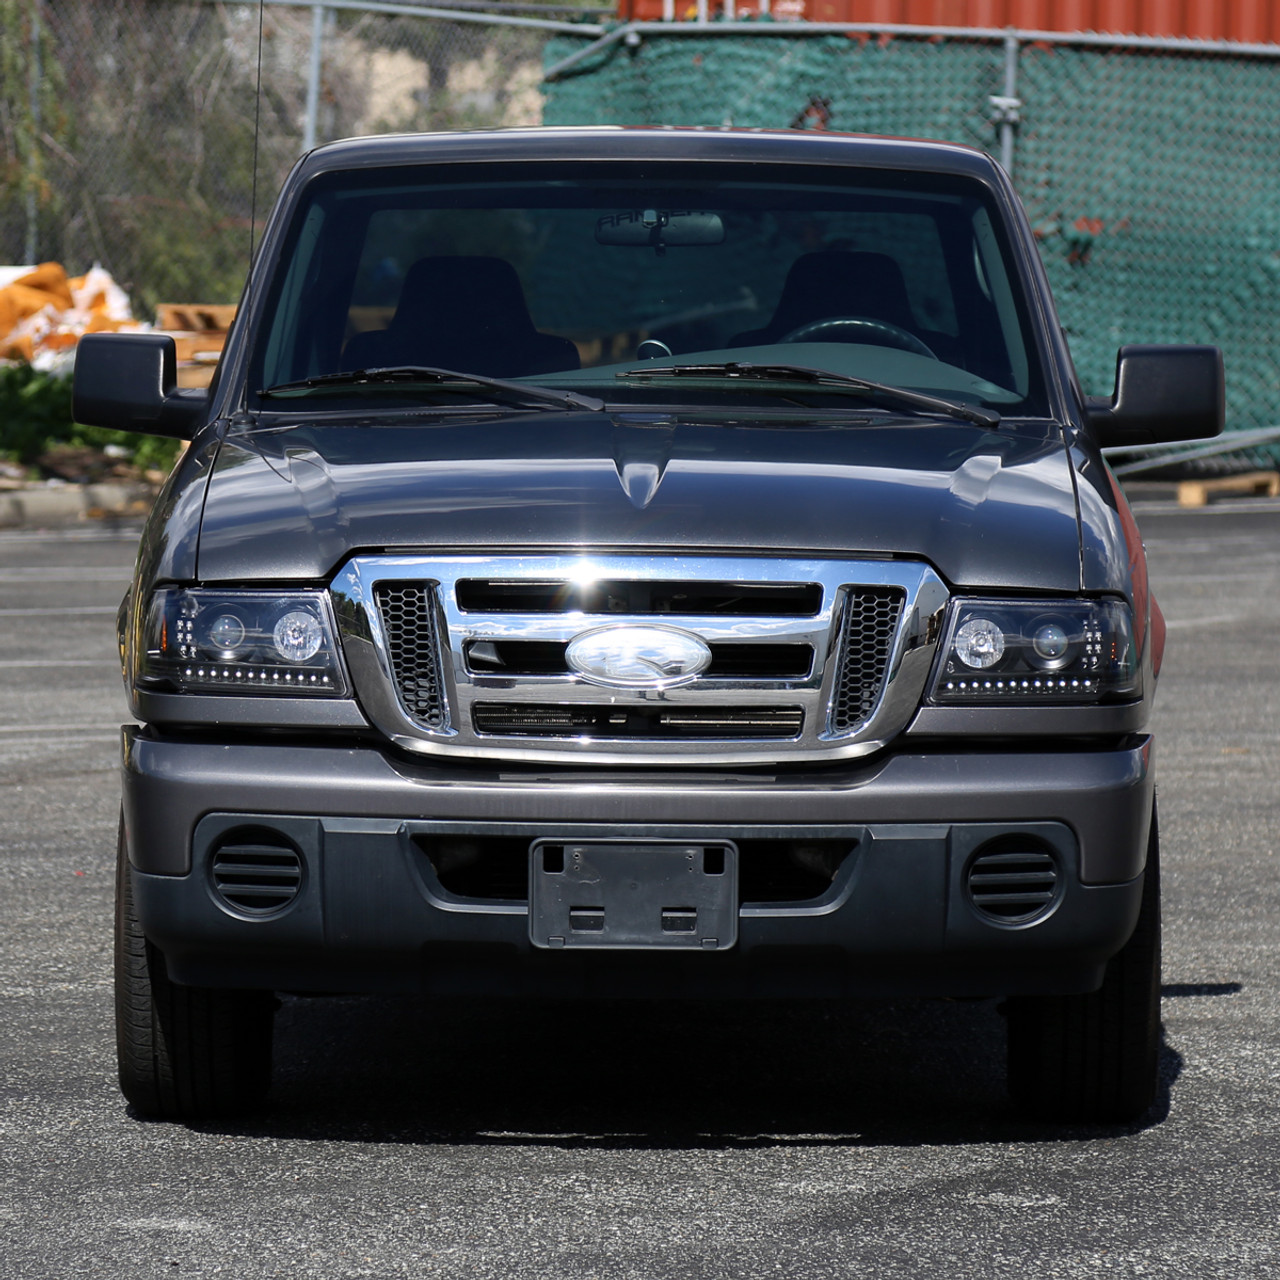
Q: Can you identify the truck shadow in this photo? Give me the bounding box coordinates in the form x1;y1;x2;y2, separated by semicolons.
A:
199;990;1187;1147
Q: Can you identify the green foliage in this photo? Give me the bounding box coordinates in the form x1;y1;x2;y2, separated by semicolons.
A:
0;363;73;463
0;0;71;262
0;363;181;472
114;204;251;323
2;1;276;315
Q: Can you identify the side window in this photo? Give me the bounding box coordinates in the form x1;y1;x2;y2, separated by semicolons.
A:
260;202;328;388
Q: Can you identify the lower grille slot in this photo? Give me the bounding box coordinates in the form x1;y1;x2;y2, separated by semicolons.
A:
738;839;855;902
416;835;528;900
472;703;804;739
412;834;856;904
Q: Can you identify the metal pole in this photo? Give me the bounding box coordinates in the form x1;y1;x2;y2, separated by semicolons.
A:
1001;32;1019;179
304;2;324;153
24;0;43;264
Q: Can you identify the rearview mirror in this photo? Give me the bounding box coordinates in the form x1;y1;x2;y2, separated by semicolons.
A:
1088;345;1224;448
595;209;725;250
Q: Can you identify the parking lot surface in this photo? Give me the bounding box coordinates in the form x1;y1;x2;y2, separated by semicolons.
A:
0;500;1277;1278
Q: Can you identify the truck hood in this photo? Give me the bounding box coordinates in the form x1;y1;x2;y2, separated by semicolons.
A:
194;411;1085;590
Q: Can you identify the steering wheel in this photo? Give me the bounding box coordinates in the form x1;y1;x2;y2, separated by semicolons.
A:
780;316;938;359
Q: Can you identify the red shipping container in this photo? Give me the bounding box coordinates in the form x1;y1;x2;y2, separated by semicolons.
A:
617;0;1280;40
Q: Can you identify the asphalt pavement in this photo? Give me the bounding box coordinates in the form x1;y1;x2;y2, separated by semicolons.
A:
0;496;1277;1278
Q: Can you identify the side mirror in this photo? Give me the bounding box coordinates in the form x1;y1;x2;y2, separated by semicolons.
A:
1088;345;1224;448
72;333;208;440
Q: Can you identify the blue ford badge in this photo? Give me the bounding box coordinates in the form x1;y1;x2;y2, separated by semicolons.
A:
566;624;712;689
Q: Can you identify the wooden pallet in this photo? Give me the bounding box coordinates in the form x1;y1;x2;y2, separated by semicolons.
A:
154;303;237;333
1177;470;1280;507
154;303;237;389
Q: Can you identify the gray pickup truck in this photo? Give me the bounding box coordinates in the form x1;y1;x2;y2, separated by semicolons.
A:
75;127;1223;1124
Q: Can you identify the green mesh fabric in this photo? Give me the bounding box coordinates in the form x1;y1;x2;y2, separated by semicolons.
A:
1016;43;1280;452
545;33;1002;142
545;31;1280;453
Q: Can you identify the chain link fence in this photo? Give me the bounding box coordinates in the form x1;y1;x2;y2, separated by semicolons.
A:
0;0;596;317
3;4;1278;450
1013;40;1280;445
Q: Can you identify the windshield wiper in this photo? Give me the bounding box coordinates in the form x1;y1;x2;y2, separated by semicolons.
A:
261;365;605;413
619;361;1001;429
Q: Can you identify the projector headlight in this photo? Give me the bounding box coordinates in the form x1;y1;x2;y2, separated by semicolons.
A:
928;598;1138;704
138;588;347;696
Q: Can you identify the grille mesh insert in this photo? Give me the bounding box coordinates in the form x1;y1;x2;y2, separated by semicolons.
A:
829;587;905;734
376;582;446;729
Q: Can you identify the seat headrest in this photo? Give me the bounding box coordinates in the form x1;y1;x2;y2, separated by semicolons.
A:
391;256;535;334
768;250;915;333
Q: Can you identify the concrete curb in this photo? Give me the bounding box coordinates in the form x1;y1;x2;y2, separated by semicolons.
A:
0;481;156;530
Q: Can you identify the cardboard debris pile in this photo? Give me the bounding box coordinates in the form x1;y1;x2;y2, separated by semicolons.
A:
1;263;235;387
0;262;143;372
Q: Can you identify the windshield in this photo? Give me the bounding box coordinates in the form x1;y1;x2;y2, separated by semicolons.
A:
253;160;1048;416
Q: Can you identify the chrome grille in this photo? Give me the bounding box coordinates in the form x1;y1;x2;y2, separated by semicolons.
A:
333;554;948;765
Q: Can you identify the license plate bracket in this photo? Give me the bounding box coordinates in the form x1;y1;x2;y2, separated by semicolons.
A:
529;840;738;951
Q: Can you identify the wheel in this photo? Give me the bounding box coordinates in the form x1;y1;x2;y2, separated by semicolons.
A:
1005;805;1162;1124
780;315;938;358
115;818;275;1120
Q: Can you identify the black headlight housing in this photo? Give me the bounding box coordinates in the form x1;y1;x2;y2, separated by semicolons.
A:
137;588;347;696
927;598;1138;705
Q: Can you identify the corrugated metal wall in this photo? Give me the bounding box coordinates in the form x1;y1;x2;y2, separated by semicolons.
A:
843;1;1280;41
621;1;1280;43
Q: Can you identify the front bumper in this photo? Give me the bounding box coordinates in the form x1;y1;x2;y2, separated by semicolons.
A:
122;728;1153;999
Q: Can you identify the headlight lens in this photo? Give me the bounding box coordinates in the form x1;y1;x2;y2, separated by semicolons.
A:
929;599;1138;704
272;610;324;664
953;616;1005;669
139;589;347;696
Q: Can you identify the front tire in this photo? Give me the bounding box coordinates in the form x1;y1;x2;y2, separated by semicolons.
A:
115;819;275;1120
1006;805;1162;1124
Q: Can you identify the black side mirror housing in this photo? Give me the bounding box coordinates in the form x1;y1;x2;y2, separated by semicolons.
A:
1087;344;1225;449
72;333;209;440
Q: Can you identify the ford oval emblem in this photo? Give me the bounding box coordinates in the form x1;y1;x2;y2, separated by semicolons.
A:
566;624;712;690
